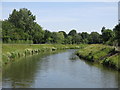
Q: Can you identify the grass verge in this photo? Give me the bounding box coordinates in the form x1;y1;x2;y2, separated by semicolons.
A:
2;44;87;65
76;44;120;70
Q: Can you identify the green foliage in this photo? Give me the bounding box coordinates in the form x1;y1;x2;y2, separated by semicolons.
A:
101;29;114;43
51;32;65;44
67;30;84;44
44;30;52;43
89;32;101;44
8;8;36;31
113;24;120;46
100;26;118;46
81;32;89;40
2;8;42;44
64;36;72;44
68;29;77;36
72;34;82;44
102;54;120;70
59;31;67;38
76;44;120;70
2;8;119;46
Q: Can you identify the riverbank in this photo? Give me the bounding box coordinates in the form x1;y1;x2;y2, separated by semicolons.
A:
76;44;120;71
2;44;87;65
3;49;119;88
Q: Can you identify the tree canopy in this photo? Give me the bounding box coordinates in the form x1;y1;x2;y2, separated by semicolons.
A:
2;8;119;46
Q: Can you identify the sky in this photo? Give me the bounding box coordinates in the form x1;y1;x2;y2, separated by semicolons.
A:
1;2;118;34
1;0;120;2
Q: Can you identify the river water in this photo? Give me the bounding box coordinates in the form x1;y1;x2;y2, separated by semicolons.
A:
2;49;120;88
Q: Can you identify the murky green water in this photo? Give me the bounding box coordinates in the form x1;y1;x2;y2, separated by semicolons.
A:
2;49;119;88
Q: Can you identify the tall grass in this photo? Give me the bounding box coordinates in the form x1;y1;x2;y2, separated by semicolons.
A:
76;44;120;70
102;53;120;70
2;44;87;65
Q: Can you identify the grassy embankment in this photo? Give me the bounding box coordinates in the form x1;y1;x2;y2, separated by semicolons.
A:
2;44;87;65
76;44;120;70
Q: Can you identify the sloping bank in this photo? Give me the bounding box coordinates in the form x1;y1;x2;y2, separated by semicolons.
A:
2;44;87;65
76;44;120;71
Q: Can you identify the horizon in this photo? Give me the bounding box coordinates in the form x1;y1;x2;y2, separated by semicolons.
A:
2;2;118;34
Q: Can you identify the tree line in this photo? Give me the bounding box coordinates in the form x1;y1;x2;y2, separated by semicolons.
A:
1;8;120;46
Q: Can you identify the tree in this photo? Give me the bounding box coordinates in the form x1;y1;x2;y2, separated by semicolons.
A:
57;32;65;44
101;26;106;33
33;31;44;44
2;8;44;44
101;29;114;43
2;20;15;43
72;34;82;44
81;32;90;43
59;31;67;38
113;24;120;46
65;36;72;44
32;23;44;44
51;32;64;44
8;8;38;41
68;29;77;36
89;32;101;44
8;8;36;33
3;8;118;45
44;30;52;43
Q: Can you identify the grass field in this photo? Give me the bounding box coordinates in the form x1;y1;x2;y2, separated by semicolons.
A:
76;44;120;70
2;44;87;65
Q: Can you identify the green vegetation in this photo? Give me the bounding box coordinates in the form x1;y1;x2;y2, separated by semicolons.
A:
102;53;120;70
2;44;87;65
76;44;120;70
1;8;120;70
1;8;120;46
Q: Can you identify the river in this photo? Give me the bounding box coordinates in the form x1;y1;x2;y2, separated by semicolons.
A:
2;49;120;88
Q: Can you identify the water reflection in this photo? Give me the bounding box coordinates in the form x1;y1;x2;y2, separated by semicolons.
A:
3;50;65;88
2;49;120;88
69;53;79;61
3;55;41;88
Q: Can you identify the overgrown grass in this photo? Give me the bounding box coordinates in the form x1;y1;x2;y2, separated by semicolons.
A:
2;44;87;65
76;44;120;70
102;53;120;70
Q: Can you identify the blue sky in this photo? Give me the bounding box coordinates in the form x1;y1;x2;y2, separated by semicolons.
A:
2;2;118;33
